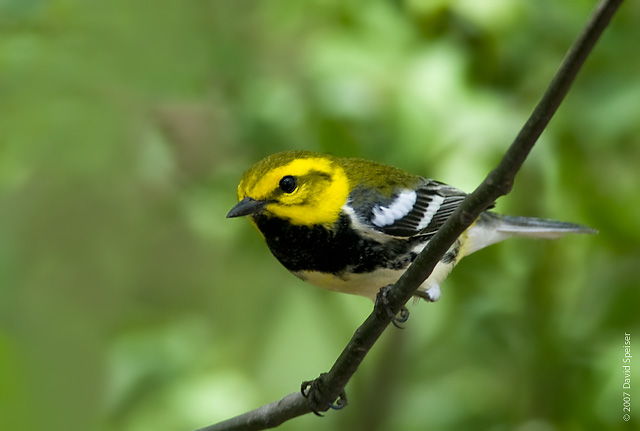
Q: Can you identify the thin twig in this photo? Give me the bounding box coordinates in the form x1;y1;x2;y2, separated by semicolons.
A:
197;1;623;429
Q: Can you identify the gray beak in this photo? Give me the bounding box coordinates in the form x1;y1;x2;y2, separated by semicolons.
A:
226;197;267;218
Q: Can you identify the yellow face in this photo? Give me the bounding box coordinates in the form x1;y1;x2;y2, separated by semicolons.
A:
237;156;350;226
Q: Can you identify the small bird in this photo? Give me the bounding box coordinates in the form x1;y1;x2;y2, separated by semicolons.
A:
227;151;595;302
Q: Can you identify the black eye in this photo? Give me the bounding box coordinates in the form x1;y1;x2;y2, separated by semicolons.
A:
279;175;297;193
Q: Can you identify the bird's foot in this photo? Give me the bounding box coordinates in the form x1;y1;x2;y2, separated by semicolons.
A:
375;284;410;329
301;373;348;416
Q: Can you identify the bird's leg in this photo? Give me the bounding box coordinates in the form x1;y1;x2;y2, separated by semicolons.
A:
375;284;410;329
301;373;348;416
413;284;441;302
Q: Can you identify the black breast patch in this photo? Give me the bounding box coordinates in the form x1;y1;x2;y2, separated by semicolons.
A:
252;213;425;276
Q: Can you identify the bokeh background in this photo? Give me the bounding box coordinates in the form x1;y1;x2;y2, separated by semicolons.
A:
1;1;639;430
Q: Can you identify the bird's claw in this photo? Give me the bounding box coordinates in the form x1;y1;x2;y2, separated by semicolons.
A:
375;284;410;329
301;373;348;416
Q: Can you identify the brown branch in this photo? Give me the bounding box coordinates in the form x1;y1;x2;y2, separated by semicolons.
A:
196;1;623;430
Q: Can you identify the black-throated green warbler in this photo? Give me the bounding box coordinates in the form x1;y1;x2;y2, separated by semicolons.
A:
227;151;595;302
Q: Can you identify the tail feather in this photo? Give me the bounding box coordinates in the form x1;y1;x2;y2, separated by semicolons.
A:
463;212;597;256
490;213;598;239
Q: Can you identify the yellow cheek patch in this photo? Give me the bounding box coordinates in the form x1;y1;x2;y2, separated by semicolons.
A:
240;157;350;226
243;158;330;199
268;169;349;225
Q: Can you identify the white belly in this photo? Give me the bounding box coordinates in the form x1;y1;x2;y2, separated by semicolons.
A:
294;259;454;302
294;268;404;300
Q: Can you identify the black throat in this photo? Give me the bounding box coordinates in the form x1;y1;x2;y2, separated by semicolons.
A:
251;213;425;276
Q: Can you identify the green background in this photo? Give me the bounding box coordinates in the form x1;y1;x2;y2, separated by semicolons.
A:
1;1;639;430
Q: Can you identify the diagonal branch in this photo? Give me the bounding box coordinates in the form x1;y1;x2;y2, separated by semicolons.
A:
197;1;623;430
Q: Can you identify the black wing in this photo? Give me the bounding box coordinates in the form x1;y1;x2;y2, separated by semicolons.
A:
370;180;471;238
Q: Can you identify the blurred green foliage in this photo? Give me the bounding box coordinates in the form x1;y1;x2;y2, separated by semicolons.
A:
1;1;639;430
